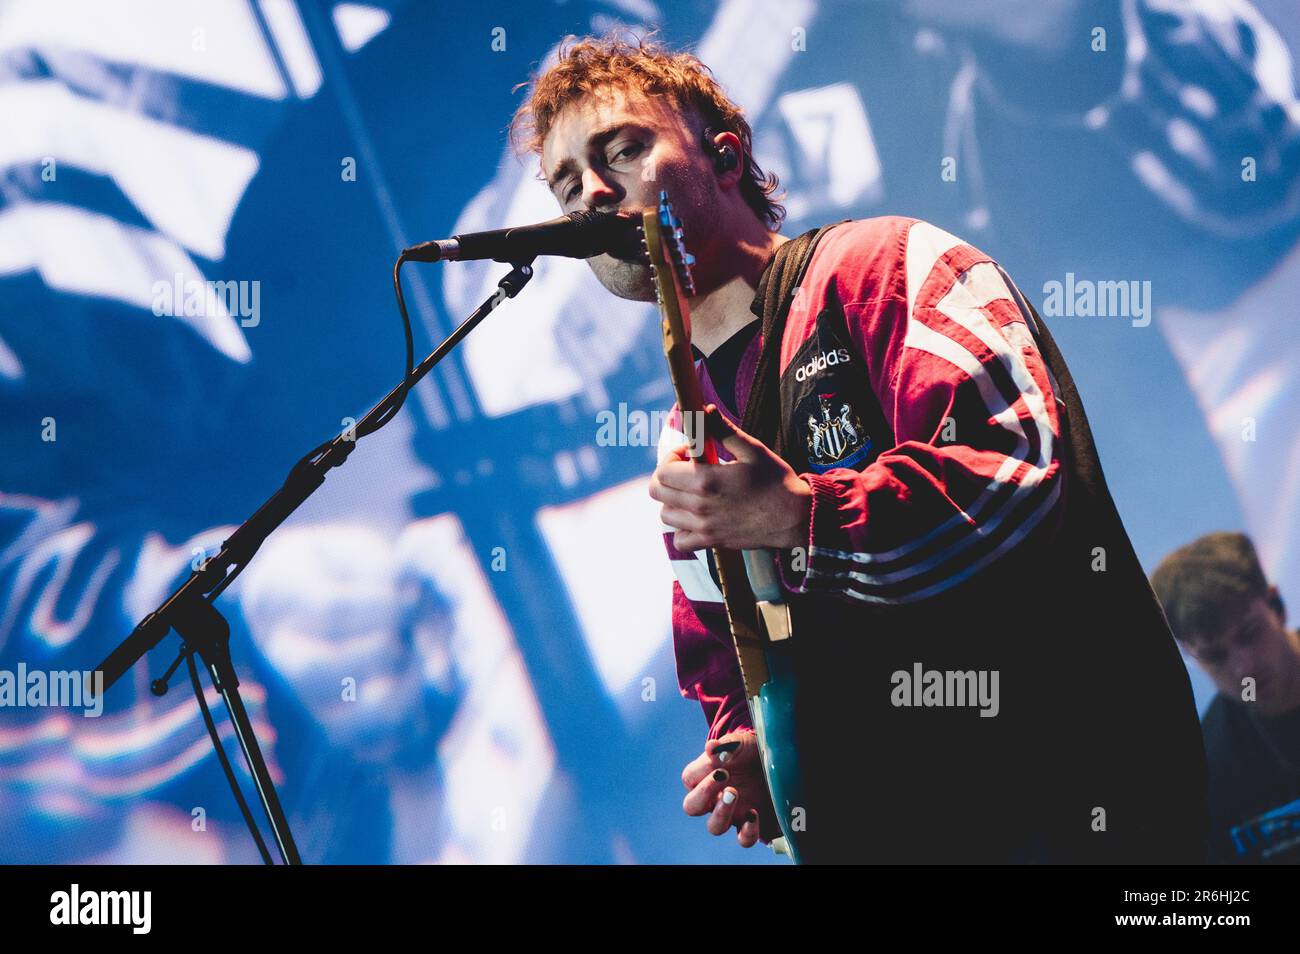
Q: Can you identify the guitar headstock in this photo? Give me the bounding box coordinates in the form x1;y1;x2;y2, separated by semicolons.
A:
640;191;697;303
642;190;712;460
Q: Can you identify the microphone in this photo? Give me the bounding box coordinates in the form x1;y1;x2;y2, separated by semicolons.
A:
402;209;643;263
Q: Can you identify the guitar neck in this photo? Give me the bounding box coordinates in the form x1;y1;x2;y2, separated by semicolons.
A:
642;201;770;697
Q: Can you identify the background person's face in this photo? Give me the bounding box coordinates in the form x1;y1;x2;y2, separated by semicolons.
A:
541;88;722;301
1183;595;1300;715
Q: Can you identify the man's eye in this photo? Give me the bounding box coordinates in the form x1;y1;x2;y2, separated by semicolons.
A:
612;143;643;161
565;183;581;200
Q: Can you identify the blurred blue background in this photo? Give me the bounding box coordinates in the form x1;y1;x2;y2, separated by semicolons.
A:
1;0;1298;863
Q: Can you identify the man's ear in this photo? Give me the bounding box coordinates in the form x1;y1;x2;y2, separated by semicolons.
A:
700;124;743;183
1267;584;1286;625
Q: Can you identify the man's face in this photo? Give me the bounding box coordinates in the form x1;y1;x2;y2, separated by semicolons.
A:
540;87;721;301
1181;595;1300;715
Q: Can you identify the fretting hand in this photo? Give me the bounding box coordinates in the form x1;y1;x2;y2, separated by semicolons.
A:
650;404;812;553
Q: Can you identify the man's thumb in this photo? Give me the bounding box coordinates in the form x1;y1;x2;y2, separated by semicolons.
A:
709;729;761;768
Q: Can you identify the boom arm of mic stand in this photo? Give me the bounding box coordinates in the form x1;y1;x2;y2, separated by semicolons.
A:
90;257;536;695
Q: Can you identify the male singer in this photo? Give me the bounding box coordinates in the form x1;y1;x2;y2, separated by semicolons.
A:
510;32;1207;862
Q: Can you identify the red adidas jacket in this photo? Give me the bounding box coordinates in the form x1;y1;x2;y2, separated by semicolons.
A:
657;215;1065;741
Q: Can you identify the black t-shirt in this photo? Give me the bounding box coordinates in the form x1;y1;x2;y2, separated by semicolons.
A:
1202;694;1300;863
692;319;760;418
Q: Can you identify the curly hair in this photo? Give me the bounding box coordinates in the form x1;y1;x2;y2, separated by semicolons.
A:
508;30;786;230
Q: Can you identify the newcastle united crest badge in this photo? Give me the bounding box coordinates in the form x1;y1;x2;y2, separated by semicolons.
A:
800;391;872;473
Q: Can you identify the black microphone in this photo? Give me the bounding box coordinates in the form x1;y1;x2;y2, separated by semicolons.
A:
402;209;643;263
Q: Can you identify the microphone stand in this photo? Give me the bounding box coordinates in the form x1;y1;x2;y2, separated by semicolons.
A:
91;258;537;864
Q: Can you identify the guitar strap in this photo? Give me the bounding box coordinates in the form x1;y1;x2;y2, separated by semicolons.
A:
741;222;848;454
